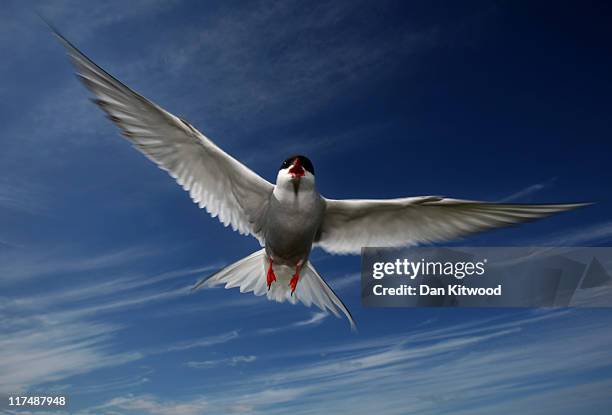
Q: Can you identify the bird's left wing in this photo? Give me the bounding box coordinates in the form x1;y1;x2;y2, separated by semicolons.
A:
54;30;273;241
317;196;587;254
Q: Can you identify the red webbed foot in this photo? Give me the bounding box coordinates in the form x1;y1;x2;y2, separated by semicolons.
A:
266;258;277;290
289;265;300;295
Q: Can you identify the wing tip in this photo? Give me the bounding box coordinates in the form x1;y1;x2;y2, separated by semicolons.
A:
508;201;593;209
191;268;222;292
190;279;207;292
37;13;75;51
349;318;358;333
558;201;594;209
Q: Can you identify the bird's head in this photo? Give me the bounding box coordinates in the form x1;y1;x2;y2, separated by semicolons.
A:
276;155;315;193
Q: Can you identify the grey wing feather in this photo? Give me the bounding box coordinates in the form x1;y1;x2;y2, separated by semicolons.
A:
317;196;589;254
53;30;273;241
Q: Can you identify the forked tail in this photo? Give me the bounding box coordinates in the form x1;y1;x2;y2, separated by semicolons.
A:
192;249;356;330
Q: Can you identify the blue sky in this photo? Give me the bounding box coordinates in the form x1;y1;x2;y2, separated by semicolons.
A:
1;1;612;414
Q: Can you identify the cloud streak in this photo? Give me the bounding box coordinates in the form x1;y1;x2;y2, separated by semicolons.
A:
499;177;557;202
0;240;229;393
185;355;256;369
0;311;141;393
257;312;329;334
528;220;612;246
81;310;612;415
100;393;209;415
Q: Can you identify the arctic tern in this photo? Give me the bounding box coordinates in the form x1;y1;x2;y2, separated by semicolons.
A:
53;30;586;330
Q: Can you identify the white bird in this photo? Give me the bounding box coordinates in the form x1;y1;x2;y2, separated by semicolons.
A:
53;29;587;330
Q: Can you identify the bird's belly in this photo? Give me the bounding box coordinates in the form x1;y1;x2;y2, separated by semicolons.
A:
264;209;319;265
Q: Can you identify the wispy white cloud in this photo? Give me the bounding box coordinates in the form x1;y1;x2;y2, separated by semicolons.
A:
231;386;312;408
83;310;612;415
0;312;141;393
163;331;240;353
329;272;360;291
257;312;328;334
294;312;328;327
22;265;214;309
150;295;266;318
3;0;439;173
446;377;612;415
499;177;557;202
0;0;178;55
0;245;160;285
235;311;611;415
67;370;152;395
35;0;180;39
529;220;612;246
0;240;226;393
0;180;47;216
0;281;238;393
0;1;184;161
185;355;256;369
99;393;209;415
98;387;311;415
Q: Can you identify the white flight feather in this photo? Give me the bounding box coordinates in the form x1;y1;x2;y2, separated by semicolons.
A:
54;31;273;242
318;197;588;254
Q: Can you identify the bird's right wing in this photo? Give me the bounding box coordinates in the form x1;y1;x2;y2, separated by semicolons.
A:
53;30;273;241
317;196;588;254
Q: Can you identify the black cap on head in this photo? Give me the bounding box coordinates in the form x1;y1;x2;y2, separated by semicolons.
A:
280;155;315;175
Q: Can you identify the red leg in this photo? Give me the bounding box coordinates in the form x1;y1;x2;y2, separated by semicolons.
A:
289;264;301;295
266;257;276;290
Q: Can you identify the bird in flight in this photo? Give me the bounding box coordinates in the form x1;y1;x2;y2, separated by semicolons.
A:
53;29;586;330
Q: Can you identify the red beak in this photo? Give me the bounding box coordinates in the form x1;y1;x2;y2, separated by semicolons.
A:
289;158;305;177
